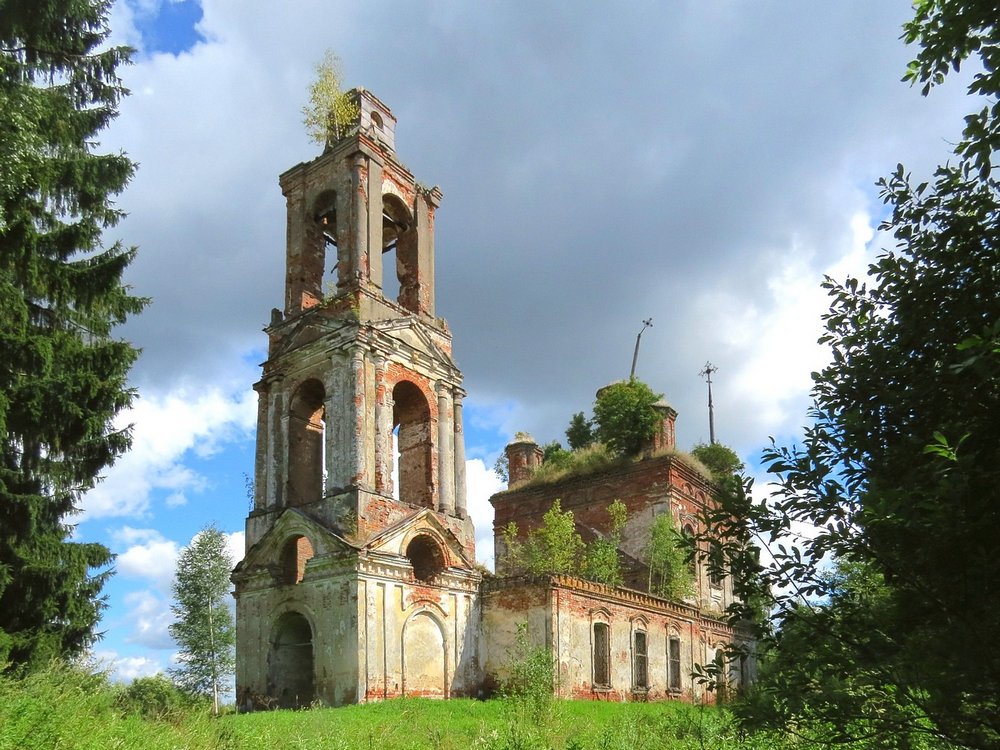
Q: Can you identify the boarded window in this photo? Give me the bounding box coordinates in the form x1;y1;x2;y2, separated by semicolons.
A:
593;622;610;687
634;631;648;690
668;636;682;691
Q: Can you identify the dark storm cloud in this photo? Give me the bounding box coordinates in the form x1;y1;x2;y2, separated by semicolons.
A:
107;0;973;461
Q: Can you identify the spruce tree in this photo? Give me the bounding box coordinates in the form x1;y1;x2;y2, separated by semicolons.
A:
169;525;236;714
0;1;143;670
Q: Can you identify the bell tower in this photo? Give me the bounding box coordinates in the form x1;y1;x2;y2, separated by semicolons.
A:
246;87;471;554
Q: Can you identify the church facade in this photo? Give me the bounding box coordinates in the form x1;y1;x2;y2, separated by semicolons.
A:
232;91;751;708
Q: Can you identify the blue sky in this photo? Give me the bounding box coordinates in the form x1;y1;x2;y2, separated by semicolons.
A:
77;0;976;682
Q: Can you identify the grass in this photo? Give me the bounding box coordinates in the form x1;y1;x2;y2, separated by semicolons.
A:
0;664;791;750
519;444;713;489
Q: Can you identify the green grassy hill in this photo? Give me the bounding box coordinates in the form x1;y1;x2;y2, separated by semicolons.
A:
0;665;784;750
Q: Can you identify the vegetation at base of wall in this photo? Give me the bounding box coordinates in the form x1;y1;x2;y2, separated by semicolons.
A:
0;661;801;750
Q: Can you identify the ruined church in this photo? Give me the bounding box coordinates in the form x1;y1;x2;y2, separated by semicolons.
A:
232;90;752;708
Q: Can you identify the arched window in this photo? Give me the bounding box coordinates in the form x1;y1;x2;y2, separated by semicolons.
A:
382;194;412;305
633;629;648;690
313;190;339;296
405;534;445;582
392;381;433;508
287;379;326;506
281;535;315;585
592;622;610;688
667;632;683;691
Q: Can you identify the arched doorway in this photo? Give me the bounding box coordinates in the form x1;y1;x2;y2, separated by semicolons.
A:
402;611;446;698
268;611;314;708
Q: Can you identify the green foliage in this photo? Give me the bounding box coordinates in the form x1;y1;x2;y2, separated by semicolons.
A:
168;525;235;712
0;0;144;671
116;674;194;721
0;662;227;750
0;661;794;750
498;624;554;726
524;443;617;486
541;440;572;469
592;380;663;458
565;412;595;450
645;513;694;601
493;451;509;483
502;500;584;576
583;500;627;587
301;50;359;146
903;0;1000;178
690;443;743;482
697;4;1000;747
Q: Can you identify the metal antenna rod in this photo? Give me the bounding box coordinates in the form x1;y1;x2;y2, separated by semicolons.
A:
629;318;653;380
699;361;718;444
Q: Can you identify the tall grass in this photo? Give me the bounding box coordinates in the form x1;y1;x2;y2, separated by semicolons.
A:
0;663;790;750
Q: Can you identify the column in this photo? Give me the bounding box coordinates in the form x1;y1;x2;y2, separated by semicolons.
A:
350;346;367;488
373;355;392;495
350;154;367;284
453;388;467;518
436;381;454;515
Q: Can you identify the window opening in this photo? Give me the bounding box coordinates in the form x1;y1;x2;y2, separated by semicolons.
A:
405;534;445;582
281;535;315;585
593;622;610;688
668;635;682;691
381;195;411;304
314;191;339;297
634;631;648;690
287;379;326;506
392;381;432;508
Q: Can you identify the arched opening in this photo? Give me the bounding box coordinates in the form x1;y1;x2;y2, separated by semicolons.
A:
268;612;314;708
287;379;326;507
405;534;445;582
313;190;340;295
392;381;433;508
281;535;315;585
402;612;446;697
382;194;414;308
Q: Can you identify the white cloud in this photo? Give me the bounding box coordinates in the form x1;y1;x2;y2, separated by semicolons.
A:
465;458;504;570
115;528;179;589
83;386;256;520
224;530;246;566
92;649;166;682
123;589;175;650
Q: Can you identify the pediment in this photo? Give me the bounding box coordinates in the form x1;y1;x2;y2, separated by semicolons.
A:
371;318;455;369
235;508;357;575
269;315;355;361
363;508;475;570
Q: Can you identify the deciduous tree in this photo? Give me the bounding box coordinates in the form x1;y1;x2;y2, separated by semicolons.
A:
301;50;359;146
169;525;235;714
592;380;662;458
0;0;143;671
702;3;1000;746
